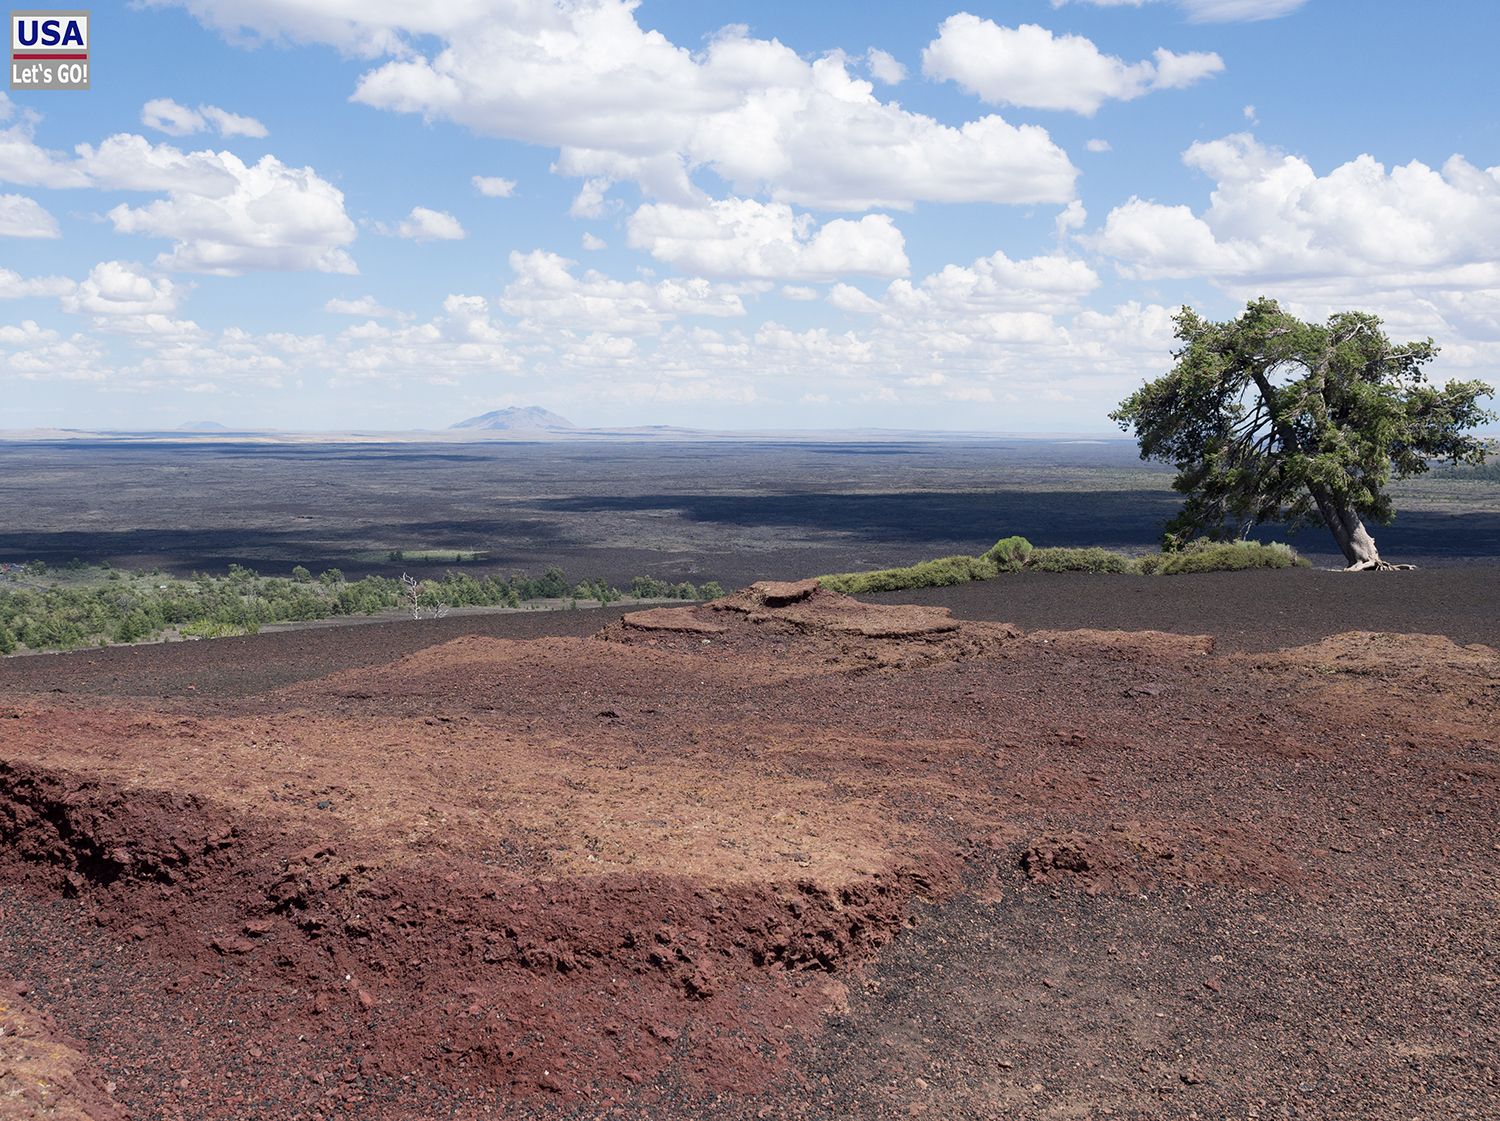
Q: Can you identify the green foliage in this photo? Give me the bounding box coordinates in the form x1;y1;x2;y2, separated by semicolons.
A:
0;560;724;654
1137;539;1306;575
1028;547;1137;574
179;619;257;638
819;554;999;594
1112;298;1495;553
982;535;1034;571
629;575;712;600
816;531;1308;589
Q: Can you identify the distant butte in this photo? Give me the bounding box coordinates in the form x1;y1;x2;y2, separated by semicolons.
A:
449;406;575;432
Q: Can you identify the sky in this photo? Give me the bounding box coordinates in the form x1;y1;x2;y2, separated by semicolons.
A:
1;0;1497;433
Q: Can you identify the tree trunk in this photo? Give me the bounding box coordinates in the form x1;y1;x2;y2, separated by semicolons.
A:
1306;484;1410;570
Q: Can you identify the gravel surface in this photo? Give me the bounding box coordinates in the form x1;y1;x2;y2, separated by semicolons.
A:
869;566;1500;652
0;580;1495;1120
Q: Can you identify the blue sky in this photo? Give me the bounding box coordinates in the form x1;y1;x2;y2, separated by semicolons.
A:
2;0;1496;432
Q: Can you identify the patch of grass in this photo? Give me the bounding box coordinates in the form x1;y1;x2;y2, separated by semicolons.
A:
1138;539;1308;575
378;548;491;564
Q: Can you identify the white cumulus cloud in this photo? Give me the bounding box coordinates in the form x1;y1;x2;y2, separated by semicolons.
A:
499;249;750;334
390;206;467;241
166;0;1079;211
865;48;906;84
0;193;59;238
106;151;358;274
61;261;180;316
325;295;398;317
627;199;909;280
472;174;516;197
141;97;268;138
923;15;1223;115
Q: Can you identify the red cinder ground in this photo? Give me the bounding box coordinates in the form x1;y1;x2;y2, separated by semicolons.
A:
0;581;1495;1120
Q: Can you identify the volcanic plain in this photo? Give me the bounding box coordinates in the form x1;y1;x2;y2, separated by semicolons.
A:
0;578;1496;1120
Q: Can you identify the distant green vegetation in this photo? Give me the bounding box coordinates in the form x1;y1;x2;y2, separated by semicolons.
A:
380;548;491;564
0;561;723;655
817;536;1306;595
1433;459;1500;482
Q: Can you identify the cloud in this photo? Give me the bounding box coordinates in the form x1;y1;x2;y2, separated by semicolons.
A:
472;174;516;197
1091;135;1500;364
0;193;59;238
0;267;74;299
923;16;1223;115
581;232;606;251
627;199;908;280
168;0;1078;211
0;107;354;276
1050;0;1309;21
389;206;467;241
61;261;180;316
141;97;268;138
1055;200;1088;238
865;48;906;85
106;151;358;274
781;285;819;301
499;250;750;334
325;295;398;317
1086;139;1112;154
200;105;270;138
1093;134;1500;286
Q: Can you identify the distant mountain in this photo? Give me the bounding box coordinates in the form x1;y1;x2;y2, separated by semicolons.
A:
450;406;575;432
177;420;229;431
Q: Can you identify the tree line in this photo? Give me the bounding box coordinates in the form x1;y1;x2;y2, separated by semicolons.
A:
0;563;722;654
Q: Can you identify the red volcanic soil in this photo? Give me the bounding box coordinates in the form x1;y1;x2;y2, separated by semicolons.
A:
0;580;1496;1119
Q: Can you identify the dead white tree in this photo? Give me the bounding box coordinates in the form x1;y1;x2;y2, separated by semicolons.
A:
400;572;449;620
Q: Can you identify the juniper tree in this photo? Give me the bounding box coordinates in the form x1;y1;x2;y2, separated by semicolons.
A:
1111;298;1493;569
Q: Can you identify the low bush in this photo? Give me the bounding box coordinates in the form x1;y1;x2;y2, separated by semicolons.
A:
1028;546;1137;574
983;535;1034;572
819;554;997;595
816;532;1309;596
1140;539;1306;575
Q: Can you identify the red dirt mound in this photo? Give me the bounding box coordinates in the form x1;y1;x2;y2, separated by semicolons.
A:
0;975;123;1121
0;583;1495;1119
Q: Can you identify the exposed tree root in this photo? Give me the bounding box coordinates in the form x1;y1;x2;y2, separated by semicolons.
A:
1344;559;1418;571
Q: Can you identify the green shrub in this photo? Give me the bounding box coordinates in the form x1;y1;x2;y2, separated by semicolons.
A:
1145;539;1306;575
1028;546;1138;574
819;554;998;595
180;619;257;638
982;535;1034;571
